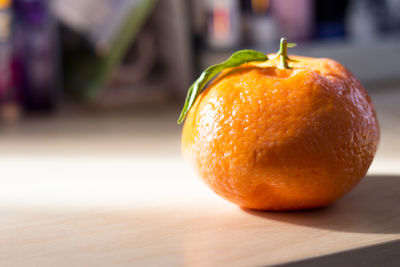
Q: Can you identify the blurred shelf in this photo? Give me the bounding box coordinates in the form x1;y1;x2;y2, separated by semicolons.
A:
199;37;400;85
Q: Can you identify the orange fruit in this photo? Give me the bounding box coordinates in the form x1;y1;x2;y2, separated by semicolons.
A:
181;40;379;210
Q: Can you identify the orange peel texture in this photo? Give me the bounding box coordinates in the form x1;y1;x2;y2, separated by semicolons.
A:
182;55;380;210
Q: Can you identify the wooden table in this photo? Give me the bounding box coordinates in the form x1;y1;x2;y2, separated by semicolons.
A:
0;88;399;266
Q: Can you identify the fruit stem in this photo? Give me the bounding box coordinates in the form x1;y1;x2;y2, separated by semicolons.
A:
275;37;296;69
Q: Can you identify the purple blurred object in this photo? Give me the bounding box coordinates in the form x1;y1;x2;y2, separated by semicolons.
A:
13;0;61;112
0;0;21;121
272;0;314;42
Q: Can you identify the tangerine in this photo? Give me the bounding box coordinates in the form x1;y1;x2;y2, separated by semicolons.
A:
181;39;379;210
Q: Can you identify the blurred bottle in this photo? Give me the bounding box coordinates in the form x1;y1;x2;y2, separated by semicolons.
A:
346;0;376;43
243;0;278;47
272;0;313;42
0;0;20;122
205;0;241;50
13;0;61;112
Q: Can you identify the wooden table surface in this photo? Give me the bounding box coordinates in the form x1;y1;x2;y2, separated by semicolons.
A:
0;88;399;266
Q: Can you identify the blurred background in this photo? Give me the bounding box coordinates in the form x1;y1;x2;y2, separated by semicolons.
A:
0;0;399;158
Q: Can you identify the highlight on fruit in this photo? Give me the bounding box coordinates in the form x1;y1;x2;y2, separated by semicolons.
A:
178;38;297;124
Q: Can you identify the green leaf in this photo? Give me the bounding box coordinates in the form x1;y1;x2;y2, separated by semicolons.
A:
177;50;268;124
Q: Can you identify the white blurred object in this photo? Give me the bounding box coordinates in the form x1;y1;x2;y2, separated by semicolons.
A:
97;0;193;106
52;0;141;54
346;0;376;43
247;15;278;45
205;0;241;49
246;0;278;46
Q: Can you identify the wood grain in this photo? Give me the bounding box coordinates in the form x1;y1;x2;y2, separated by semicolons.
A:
0;165;399;267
